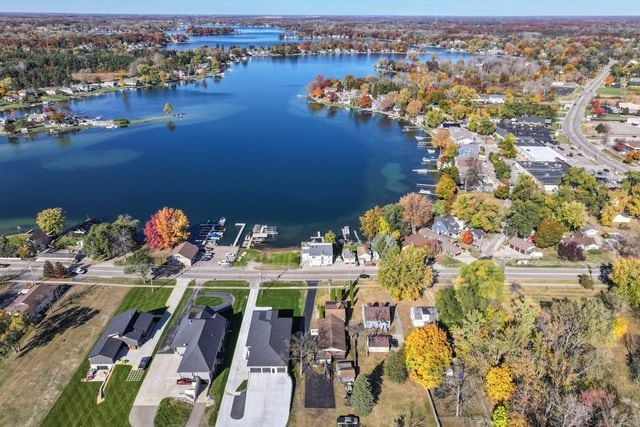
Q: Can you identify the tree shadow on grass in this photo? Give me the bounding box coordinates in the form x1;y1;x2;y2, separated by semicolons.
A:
369;361;385;403
19;306;99;356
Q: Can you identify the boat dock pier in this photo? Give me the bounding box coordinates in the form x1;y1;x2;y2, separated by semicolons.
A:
233;223;246;247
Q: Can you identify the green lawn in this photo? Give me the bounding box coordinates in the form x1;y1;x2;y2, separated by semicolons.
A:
207;289;249;425
597;87;626;97
43;281;178;426
257;282;306;316
202;280;249;288
154;398;192;427
43;364;139;427
233;249;300;268
195;296;224;307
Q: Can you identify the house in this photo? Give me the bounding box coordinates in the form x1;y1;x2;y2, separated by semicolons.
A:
28;230;52;252
582;224;600;238
417;228;461;256
317;310;348;362
88;308;155;369
431;216;464;238
301;241;334;267
367;335;391;353
7;284;65;317
246;310;292;373
613;213;632;225
123;77;140;87
336;360;356;385
402;233;430;249
628;77;640;87
362;303;392;330
561;236;600;252
169;242;199;267
508;236;535;255
618;102;640;114
410;307;438;327
102;81;118;88
171;307;227;382
342;248;357;265
470;229;485;243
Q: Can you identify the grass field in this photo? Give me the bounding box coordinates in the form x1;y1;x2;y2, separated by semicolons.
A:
202;280;249;288
195;295;224;307
0;285;129;427
42;282;175;426
257;282;306;316
234;249;300;268
597;87;627;97
205;289;250;425
154;398;192;427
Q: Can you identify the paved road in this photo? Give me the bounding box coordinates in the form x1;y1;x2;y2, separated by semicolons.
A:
562;62;638;174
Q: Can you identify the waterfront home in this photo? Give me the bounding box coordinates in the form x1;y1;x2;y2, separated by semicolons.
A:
169;241;199;267
508;236;535;255
123;77;141;87
45;88;58;96
28;230;52;252
88;308;155;369
356;244;378;265
246;310;292;374
411;306;438;327
301;241;334;267
366;335;391;353
432;216;464;238
342;248;357;265
402;233;430;249
171;307;227;382
560;236;600;252
362;303;392;330
102;81;118;88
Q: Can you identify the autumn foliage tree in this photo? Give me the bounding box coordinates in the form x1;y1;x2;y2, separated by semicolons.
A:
36;208;65;235
533;217;564;248
404;324;452;389
610;258;640;309
399;192;433;234
485;365;516;402
378;245;433;301
359;206;385;241
144;207;190;250
461;230;474;245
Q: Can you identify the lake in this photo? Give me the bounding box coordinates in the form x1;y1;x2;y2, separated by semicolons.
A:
0;49;475;246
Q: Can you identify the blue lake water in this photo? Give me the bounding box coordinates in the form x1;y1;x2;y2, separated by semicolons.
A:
0;51;474;245
167;27;285;50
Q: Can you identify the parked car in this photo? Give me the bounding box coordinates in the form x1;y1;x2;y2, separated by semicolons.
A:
358;274;370;279
176;378;191;385
73;267;87;275
0;263;9;268
138;356;151;370
337;415;360;427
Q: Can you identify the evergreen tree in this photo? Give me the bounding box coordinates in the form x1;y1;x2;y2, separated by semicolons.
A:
385;347;408;384
43;260;54;278
352;373;375;416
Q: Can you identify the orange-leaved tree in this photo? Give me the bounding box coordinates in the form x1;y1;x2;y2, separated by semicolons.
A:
400;192;433;234
144;207;190;250
404;324;452;389
461;230;474;245
485;365;515;402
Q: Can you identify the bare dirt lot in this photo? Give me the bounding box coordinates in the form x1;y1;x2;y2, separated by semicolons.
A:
0;285;128;427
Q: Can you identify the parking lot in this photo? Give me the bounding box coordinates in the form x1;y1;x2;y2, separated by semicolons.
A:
198;245;239;267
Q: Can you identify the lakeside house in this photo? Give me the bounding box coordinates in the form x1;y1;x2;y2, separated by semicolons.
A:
171;306;227;382
432;216;464;238
28;230;52;252
613;213;632;225
246;310;292;374
362;303;392;330
342;248;357;265
508;236;535;255
301;241;334;267
88;308;155;370
418;228;463;256
169;242;199;267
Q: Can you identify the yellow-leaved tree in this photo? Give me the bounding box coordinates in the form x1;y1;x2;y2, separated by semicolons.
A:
404;324;452;389
613;315;629;340
485;365;516;402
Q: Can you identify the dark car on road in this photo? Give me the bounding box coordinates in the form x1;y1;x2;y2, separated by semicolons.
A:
138;356;151;370
358;274;370;279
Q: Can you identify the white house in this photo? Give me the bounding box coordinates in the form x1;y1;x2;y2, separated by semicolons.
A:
410;307;438;327
362;303;392;330
169;242;199;267
301;242;334;266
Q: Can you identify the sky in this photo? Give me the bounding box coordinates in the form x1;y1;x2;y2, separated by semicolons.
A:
3;1;639;16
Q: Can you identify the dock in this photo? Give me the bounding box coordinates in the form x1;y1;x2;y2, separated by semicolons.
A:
233;223;246;247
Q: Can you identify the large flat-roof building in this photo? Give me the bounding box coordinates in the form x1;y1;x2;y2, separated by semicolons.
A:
514;161;570;192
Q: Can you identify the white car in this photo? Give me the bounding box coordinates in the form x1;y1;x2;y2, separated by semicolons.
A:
74;267;87;275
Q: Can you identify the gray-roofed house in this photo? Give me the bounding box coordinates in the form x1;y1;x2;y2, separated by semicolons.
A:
431;216;464;238
410;307;438;327
28;230;52;252
342;248;357;265
301;241;334;267
169;241;199;267
246;310;292;373
88;308;155;369
367;335;391;353
171;307;227;382
508;237;535;255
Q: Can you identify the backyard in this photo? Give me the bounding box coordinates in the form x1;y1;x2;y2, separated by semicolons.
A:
234;248;301;269
0;285;129;427
42;281;175;426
